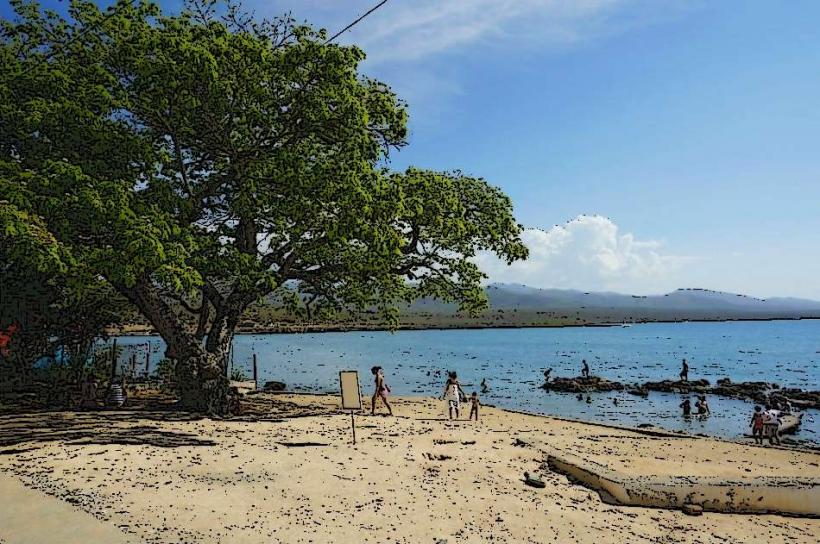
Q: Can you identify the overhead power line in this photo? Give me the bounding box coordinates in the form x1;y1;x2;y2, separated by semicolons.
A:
326;0;390;44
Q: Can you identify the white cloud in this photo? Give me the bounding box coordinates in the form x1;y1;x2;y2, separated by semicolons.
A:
475;214;692;294
281;0;692;65
354;0;626;64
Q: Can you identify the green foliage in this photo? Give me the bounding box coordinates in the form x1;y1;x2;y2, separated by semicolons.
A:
0;240;128;386
229;368;248;382
1;0;528;409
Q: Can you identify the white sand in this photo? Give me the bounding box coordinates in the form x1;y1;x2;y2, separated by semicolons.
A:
0;394;817;543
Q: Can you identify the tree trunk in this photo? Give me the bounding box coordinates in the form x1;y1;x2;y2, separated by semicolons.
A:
176;348;231;414
117;279;236;415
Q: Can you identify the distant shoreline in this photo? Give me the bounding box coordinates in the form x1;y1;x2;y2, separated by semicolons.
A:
107;315;820;337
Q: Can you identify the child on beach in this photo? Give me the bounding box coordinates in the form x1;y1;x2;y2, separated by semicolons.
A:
371;366;393;416
469;392;480;421
442;371;466;420
750;405;764;444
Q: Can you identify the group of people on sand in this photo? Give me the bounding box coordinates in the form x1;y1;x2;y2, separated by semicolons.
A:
749;405;781;445
370;366;480;421
749;399;794;446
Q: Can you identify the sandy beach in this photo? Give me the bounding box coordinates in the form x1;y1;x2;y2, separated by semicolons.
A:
0;394;818;543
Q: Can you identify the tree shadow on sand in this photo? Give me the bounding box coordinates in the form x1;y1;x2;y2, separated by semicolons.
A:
0;411;217;450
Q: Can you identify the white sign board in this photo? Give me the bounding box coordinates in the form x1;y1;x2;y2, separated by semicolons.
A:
339;370;362;410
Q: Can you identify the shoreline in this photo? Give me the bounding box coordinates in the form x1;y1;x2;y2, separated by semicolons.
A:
1;393;818;543
105;315;820;336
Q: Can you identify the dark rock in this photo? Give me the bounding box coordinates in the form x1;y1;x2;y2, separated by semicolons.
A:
641;379;710;394
772;388;820;410
682;503;703;516
523;472;546;489
541;376;625;393
262;380;286;392
626;388;649;397
710;380;771;402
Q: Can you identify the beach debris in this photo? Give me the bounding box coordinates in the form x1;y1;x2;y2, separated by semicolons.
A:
425;453;452;461
523;472;546;488
682;503;703;516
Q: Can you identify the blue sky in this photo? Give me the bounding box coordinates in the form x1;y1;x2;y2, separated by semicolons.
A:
4;1;820;299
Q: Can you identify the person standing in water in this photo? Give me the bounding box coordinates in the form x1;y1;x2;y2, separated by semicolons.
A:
679;359;689;382
695;395;710;415
442;371;466;420
680;397;692;416
581;360;590;379
370;366;393;416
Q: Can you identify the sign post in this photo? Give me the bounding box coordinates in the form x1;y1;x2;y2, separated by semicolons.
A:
339;371;362;445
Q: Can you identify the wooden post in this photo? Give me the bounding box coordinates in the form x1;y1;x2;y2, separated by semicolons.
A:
252;353;258;388
109;338;118;383
351;410;356;445
145;342;151;376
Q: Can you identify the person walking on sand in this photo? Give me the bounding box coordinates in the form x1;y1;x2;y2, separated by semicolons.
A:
581;360;590;379
370;366;393;416
442;371;466;420
762;404;781;446
469;392;480;421
679;359;689;382
750;405;765;445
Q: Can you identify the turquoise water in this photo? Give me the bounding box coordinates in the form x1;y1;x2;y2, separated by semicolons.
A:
113;319;820;444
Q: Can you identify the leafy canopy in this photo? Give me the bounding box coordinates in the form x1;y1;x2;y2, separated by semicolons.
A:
0;0;527;345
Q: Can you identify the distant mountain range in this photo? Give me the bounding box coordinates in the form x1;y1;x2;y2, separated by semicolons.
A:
409;284;820;316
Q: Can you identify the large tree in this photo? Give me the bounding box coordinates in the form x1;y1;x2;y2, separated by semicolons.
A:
0;0;528;412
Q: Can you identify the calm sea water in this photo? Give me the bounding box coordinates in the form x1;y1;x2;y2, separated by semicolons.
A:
113;319;820;444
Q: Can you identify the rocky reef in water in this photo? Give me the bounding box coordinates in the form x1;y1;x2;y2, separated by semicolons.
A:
641;379;711;394
540;376;625;393
540;375;819;409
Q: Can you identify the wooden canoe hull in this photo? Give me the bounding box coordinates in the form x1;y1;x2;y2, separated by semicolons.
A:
780;413;803;435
